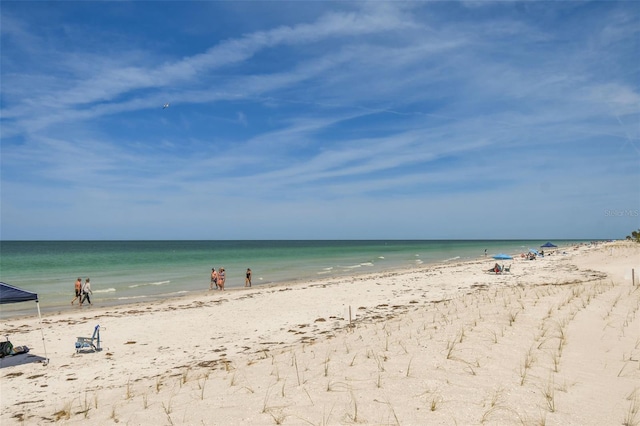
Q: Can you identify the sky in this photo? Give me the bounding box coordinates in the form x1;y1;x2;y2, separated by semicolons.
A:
1;1;639;240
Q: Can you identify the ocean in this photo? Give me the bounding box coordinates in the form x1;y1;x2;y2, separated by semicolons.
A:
0;240;585;318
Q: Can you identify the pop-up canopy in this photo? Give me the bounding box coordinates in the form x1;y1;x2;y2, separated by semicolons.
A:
0;282;48;364
0;282;39;303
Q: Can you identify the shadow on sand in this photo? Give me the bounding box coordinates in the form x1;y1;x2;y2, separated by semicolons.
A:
0;352;48;369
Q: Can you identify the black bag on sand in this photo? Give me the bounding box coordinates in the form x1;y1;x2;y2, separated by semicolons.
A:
0;341;14;358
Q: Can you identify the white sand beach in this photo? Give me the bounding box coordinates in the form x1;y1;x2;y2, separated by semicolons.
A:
1;242;639;425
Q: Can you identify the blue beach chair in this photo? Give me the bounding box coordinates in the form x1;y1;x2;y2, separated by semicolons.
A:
76;325;101;354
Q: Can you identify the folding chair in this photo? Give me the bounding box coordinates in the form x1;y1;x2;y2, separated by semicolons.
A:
75;325;101;353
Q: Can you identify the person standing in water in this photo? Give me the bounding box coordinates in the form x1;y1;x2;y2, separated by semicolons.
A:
71;277;82;305
245;268;252;287
218;268;226;291
210;268;219;290
81;278;93;305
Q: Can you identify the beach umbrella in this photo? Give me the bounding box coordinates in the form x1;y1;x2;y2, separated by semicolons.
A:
529;249;539;255
540;242;557;248
492;253;513;260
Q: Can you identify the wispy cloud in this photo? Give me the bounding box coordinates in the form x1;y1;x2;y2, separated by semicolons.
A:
1;2;638;239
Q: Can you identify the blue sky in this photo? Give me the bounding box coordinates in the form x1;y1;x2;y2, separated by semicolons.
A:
1;1;638;240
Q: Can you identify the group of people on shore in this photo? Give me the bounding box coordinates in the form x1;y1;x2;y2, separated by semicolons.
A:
210;267;252;291
210;267;226;291
71;277;93;306
520;250;544;260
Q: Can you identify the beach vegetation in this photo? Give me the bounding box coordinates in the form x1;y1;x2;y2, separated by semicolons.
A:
618;361;631;377
179;368;189;386
525;346;536;369
508;310;519;326
461;358;478;376
162;396;173;415
272;364;281;381
294;353;302;385
544;306;554;320
267;408;287;425
430;394;442;411
625;229;640;243
311;406;334;426
489;328;499;344
349;353;357;366
262;385;273;413
446;337;458;359
531;410;547;426
481;405;521;424
80;392;91;419
53;401;72;421
551;349;561;373
348;390;359;422
126;378;133;399
519;363;529;386
487;387;505;408
374;352;386;372
302;387;313;405
623;394;639;426
459;326;466;343
323;352;330;377
542;377;556;413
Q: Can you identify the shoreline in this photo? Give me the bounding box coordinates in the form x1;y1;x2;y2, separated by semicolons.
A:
0;239;599;320
0;255;484;321
1;241;638;425
1;241;593;321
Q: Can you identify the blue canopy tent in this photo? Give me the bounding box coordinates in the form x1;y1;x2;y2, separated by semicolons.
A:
540;242;557;248
0;282;48;364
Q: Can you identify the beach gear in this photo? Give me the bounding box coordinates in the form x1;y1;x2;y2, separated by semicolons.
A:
492;253;512;260
0;340;30;358
0;341;13;357
76;325;101;354
0;340;30;357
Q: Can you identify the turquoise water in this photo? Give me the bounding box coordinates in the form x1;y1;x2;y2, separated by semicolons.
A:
0;240;585;318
